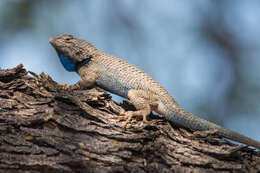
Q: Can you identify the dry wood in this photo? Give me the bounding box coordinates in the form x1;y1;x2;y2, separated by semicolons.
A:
0;64;259;173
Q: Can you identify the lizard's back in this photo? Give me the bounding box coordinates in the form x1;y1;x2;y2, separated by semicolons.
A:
93;52;176;107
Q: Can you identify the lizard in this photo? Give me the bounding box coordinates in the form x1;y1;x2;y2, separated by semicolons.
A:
49;34;260;149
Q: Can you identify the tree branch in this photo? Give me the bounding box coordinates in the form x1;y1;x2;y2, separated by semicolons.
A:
0;64;259;173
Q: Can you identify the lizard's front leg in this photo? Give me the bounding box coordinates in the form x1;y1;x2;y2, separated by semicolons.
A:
119;90;159;128
56;69;98;91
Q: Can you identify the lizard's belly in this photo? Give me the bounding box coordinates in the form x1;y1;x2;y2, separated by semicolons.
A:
96;78;132;98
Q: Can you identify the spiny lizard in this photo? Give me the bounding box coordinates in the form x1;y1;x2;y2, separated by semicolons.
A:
49;34;260;149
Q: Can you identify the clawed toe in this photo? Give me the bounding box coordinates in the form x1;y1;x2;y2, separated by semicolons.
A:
112;111;133;128
113;111;126;120
114;109;150;128
114;116;127;123
56;84;78;91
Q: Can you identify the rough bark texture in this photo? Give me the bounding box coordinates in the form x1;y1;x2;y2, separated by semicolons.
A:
0;64;259;173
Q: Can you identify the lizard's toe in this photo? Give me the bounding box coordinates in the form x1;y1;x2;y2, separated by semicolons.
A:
113;111;127;120
121;111;134;128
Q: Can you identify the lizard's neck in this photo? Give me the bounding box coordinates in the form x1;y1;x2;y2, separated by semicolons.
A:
75;55;93;73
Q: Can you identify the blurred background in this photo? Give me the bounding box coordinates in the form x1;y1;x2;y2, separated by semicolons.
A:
1;0;260;142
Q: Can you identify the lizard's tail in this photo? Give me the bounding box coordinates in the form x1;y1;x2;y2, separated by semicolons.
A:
166;108;260;149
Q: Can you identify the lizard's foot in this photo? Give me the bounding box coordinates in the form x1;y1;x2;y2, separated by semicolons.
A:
193;129;219;138
121;111;134;128
56;83;79;91
113;111;128;122
117;110;149;128
56;79;94;91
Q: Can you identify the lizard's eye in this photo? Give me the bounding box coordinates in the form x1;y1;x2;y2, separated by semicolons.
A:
65;38;71;41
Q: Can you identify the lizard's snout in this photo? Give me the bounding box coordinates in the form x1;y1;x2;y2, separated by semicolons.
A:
49;37;56;45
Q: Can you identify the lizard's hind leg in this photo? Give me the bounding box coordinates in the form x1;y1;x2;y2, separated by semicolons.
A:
120;90;159;128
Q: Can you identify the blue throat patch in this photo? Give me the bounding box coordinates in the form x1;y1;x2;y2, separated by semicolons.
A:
58;54;76;72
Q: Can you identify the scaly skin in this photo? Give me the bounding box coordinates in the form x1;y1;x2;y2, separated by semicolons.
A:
49;34;260;149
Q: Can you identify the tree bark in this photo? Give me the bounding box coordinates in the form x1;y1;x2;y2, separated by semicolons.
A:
0;64;259;173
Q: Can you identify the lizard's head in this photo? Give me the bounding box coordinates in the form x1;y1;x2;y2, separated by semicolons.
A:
49;34;97;72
